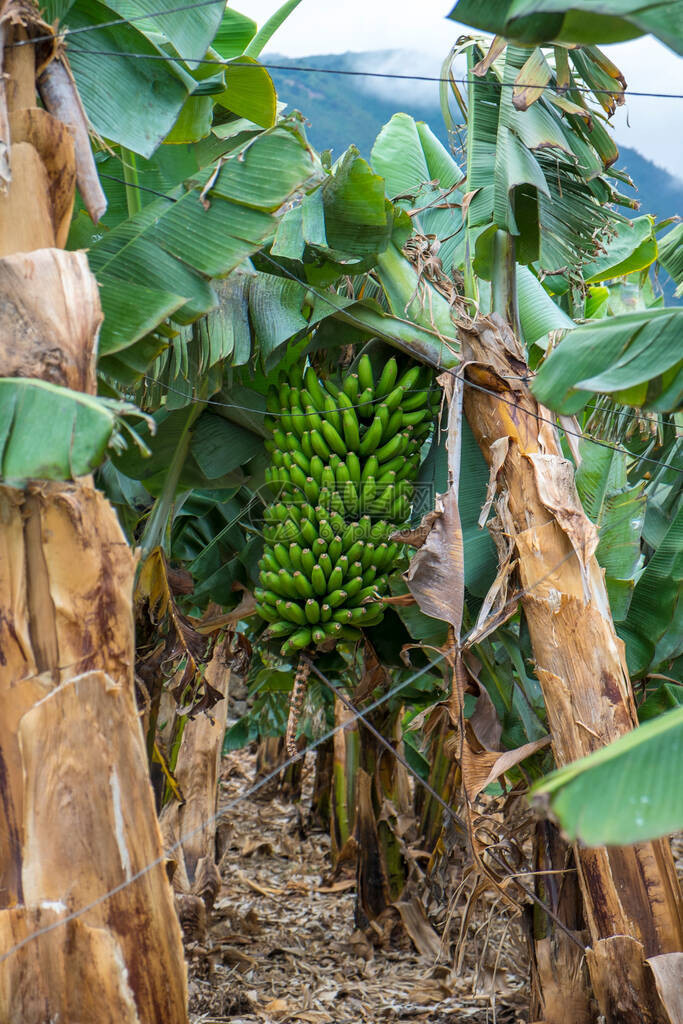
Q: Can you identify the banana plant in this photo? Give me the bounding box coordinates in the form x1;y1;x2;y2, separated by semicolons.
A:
447;0;683;56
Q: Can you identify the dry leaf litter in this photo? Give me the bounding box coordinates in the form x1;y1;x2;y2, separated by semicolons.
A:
188;747;532;1024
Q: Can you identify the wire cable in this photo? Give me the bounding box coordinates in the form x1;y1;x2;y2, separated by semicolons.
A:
56;47;683;100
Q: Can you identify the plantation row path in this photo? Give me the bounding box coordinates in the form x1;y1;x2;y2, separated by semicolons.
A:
187;749;530;1024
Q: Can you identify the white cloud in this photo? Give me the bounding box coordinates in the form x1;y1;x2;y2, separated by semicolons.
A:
246;0;458;56
248;0;683;178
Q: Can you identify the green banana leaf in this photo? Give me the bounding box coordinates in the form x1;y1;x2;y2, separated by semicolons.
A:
370;113;466;275
581;215;658;284
0;379;144;481
620;499;683;676
531;707;683;845
111;407;264;496
48;0;224;156
464;42;629;285
52;1;285;153
532;307;683;412
658;222;683;298
575;438;645;620
449;0;683;55
87;120;319;377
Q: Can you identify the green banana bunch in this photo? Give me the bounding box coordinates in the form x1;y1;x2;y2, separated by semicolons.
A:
258;356;439;654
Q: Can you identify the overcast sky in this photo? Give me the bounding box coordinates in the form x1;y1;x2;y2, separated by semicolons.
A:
245;0;683;179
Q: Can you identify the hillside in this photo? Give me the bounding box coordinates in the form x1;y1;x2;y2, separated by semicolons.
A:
266;51;683;228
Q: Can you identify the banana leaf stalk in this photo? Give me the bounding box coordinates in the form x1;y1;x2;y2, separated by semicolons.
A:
331;697;359;860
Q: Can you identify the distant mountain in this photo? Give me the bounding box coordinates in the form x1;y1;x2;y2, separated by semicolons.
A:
266;51;682;229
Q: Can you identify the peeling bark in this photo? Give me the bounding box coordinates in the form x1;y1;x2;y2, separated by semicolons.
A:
160;641;231;939
0;248;99;389
461;313;683;1022
0;16;187;1015
37;58;107;223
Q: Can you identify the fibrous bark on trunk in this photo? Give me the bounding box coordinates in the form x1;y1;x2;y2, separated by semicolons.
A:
160;640;231;940
0;9;188;1019
461;313;683;1023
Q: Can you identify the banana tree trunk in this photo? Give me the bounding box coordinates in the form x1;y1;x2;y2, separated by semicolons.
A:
159;640;231;940
0;15;186;1022
461;313;683;1024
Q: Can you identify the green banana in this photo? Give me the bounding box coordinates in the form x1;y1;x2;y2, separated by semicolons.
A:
344;576;364;599
260;550;280;574
360;542;376;570
357;354;374;394
342;373;359;402
342;408;360;451
311;564;327;596
289;544;303;571
273;543;293;570
304;477;320;505
292;571;314;600
402;407;430;427
323;394;341;433
335;554;349;577
310;429;331;462
256;602;279;623
328;535;343;564
301;548;315;577
357;386;374;413
361;455;379;482
305;599;320;624
345;540;365;565
312;537;327;560
301;432;314;459
375;432;407;463
397;364;422;392
347;560;363;579
370;520;390;543
290;449;310;475
312;626;326;645
288;627;313;651
358;414;383;456
269;620;295;638
318;519;334;543
309;455;324;484
346;450;361;486
276;599;306;626
304;367;326;408
375;357;398;399
401;387;432;412
300;518;317;547
321;420;347;457
327;566;344;592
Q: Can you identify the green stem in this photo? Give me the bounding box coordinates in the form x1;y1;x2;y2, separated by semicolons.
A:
491;228;520;333
244;0;304;58
139;400;204;560
120;147;142;217
463;49;479;308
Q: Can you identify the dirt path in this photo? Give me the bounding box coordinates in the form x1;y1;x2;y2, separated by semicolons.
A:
188;751;529;1024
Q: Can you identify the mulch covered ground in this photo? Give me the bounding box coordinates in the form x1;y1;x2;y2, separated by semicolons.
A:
187;750;531;1024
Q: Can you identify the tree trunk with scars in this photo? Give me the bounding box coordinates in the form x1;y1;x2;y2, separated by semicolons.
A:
460;312;683;1024
0;8;187;1021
